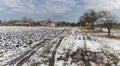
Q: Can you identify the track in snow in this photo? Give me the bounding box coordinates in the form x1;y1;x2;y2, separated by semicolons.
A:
4;28;67;66
1;27;120;66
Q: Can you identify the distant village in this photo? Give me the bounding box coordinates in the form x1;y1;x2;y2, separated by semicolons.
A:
0;17;77;27
0;15;120;32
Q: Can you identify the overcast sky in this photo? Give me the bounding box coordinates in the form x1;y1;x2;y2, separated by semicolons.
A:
0;0;120;22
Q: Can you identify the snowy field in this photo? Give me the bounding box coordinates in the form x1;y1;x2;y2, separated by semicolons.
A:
0;26;119;66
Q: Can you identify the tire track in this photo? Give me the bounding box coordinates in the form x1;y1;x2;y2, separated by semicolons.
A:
7;39;45;66
16;39;50;66
48;37;64;66
5;29;67;66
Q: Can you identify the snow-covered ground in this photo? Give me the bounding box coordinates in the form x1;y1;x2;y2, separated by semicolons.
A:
55;27;120;66
0;26;119;66
0;26;66;66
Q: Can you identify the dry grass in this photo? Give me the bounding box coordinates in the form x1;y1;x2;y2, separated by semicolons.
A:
84;30;104;33
79;27;120;40
105;35;120;39
79;27;106;33
95;34;120;39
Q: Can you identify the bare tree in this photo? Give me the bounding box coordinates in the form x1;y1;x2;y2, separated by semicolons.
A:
78;16;86;27
88;9;99;29
78;9;100;29
99;10;116;35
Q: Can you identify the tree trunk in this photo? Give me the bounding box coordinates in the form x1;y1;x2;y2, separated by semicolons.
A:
108;28;111;35
84;61;91;66
91;22;94;30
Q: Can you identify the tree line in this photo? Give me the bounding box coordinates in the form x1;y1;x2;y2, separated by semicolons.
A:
0;9;119;35
77;9;118;35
